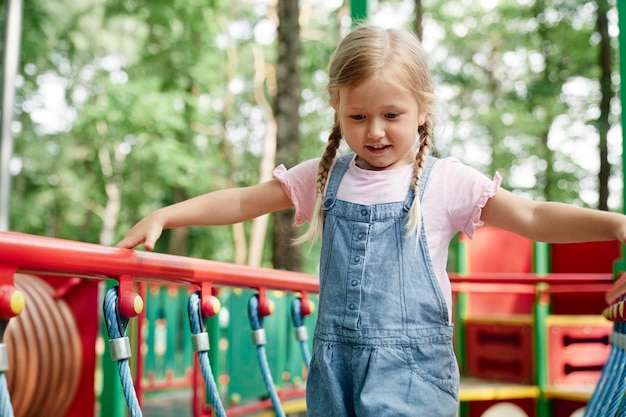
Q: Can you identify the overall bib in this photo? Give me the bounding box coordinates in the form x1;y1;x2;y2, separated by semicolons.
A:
306;154;459;417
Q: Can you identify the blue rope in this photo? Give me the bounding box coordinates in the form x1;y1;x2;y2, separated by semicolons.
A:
0;373;14;417
187;291;227;417
586;322;626;417
103;286;143;417
248;295;285;417
586;322;619;416
0;319;14;417
290;298;311;369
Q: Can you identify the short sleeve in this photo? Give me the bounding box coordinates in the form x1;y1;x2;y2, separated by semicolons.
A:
442;158;502;239
273;158;320;227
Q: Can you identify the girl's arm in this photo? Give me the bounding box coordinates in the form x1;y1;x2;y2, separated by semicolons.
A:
480;188;626;244
116;178;293;251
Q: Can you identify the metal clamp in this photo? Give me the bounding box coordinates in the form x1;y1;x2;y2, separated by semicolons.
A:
0;344;8;372
192;332;211;352
295;326;308;342
252;328;267;346
109;336;132;361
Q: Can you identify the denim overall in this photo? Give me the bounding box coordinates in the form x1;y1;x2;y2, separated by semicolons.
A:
306;154;459;417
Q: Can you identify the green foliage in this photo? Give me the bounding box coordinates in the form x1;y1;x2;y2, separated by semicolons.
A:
8;0;622;269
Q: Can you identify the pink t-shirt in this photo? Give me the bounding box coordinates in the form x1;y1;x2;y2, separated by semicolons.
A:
274;154;501;322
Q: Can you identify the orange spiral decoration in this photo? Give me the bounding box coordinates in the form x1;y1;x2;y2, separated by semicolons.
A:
5;274;82;417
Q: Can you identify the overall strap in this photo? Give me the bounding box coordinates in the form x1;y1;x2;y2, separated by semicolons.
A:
323;153;353;207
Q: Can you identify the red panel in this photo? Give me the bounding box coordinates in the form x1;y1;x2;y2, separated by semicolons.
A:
547;323;612;386
462;227;534;273
551;291;609;315
467;291;535;316
465;322;534;384
551;399;587;417
551;241;620;273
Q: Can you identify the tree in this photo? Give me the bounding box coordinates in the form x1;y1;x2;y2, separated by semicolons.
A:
272;0;302;272
423;0;619;209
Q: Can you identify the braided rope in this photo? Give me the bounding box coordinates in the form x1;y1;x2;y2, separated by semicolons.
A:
585;322;626;417
248;295;285;417
0;373;14;417
103;286;142;417
290;298;311;369
187;291;227;417
0;319;13;417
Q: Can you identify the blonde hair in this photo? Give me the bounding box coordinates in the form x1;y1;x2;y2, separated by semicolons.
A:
296;25;435;245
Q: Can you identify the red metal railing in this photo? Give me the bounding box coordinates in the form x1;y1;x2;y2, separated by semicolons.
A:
0;231;319;417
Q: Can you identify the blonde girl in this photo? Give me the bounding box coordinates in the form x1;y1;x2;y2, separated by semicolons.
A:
118;25;626;417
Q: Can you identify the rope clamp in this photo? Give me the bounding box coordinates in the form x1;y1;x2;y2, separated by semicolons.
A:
0;343;8;372
299;292;315;317
117;275;143;319
252;328;267;346
256;288;274;318
200;282;220;318
295;326;308;342
0;266;23;320
109;336;132;361
192;332;211;352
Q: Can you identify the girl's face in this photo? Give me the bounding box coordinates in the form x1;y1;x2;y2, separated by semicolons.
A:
336;76;427;171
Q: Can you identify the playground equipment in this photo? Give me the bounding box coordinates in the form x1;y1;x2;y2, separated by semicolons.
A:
0;1;626;415
0;228;624;417
451;227;618;417
0;231;318;417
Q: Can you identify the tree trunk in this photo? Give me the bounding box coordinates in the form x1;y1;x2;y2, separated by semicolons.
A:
414;0;423;40
273;0;302;272
248;45;277;267
596;0;612;211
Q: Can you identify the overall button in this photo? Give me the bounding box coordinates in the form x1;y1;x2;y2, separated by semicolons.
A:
324;199;333;208
360;209;368;216
351;279;359;286
349;303;356;310
357;232;365;240
353;256;360;263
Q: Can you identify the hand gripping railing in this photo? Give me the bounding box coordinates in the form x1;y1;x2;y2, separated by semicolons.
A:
0;231;319;416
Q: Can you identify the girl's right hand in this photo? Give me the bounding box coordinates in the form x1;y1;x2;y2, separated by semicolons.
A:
115;211;165;251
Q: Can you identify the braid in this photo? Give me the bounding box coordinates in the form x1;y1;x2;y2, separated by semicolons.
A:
293;123;343;245
316;123;343;194
406;118;433;235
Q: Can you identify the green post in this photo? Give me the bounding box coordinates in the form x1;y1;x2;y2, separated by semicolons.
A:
533;241;550;275
533;241;550;416
454;236;468;372
620;0;626;216
455;236;469;417
534;283;550;417
619;0;626;268
350;0;367;23
99;280;129;417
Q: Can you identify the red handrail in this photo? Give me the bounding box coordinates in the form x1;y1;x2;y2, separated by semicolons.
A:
449;272;614;285
0;231;319;293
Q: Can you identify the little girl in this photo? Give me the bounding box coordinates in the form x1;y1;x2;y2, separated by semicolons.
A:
117;25;626;417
